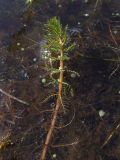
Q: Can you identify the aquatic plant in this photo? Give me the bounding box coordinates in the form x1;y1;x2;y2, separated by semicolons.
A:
0;133;12;150
40;17;79;160
26;0;34;5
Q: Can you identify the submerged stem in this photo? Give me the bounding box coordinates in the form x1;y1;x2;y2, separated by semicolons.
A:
40;46;64;160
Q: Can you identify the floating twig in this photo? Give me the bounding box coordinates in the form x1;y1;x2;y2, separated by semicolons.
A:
0;88;29;105
108;24;118;47
101;121;120;148
55;107;75;129
52;138;79;148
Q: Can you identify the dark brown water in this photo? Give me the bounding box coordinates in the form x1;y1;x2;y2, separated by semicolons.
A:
0;0;120;160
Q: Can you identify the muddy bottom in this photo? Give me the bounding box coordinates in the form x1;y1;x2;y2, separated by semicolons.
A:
0;0;120;160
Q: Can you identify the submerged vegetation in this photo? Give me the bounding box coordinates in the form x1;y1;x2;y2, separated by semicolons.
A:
26;0;34;4
40;17;78;160
0;133;11;150
0;0;120;160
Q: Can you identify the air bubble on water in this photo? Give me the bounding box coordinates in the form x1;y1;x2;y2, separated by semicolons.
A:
116;13;120;16
84;0;89;3
71;73;76;78
24;72;28;78
84;13;89;17
50;103;55;108
52;154;57;158
17;42;20;46
41;78;46;84
21;48;25;51
23;24;27;27
99;110;105;117
33;58;37;62
113;30;117;34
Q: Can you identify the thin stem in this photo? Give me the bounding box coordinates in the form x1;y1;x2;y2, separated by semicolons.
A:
0;88;29;105
108;24;118;47
40;47;64;160
101;121;120;148
52;138;79;148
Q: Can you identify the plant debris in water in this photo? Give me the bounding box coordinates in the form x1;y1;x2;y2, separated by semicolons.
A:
0;0;120;160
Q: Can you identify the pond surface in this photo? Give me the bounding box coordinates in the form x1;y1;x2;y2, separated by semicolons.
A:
0;0;120;160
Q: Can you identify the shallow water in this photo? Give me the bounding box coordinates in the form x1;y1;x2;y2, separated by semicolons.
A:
0;0;120;160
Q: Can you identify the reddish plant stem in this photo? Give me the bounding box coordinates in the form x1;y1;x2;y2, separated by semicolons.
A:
108;24;118;46
40;49;64;160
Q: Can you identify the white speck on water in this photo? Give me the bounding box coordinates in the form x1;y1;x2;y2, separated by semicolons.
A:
11;89;15;93
70;73;76;78
17;42;20;46
0;79;4;82
39;75;42;78
50;103;55;107
84;0;89;3
21;48;25;51
113;30;117;34
78;22;81;25
58;4;62;8
99;110;105;117
42;49;51;60
84;13;89;17
24;73;29;79
24;24;27;27
41;78;46;84
52;154;57;158
118;90;120;94
81;120;85;124
112;12;120;16
44;49;49;54
33;58;37;62
116;13;120;16
1;60;4;64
